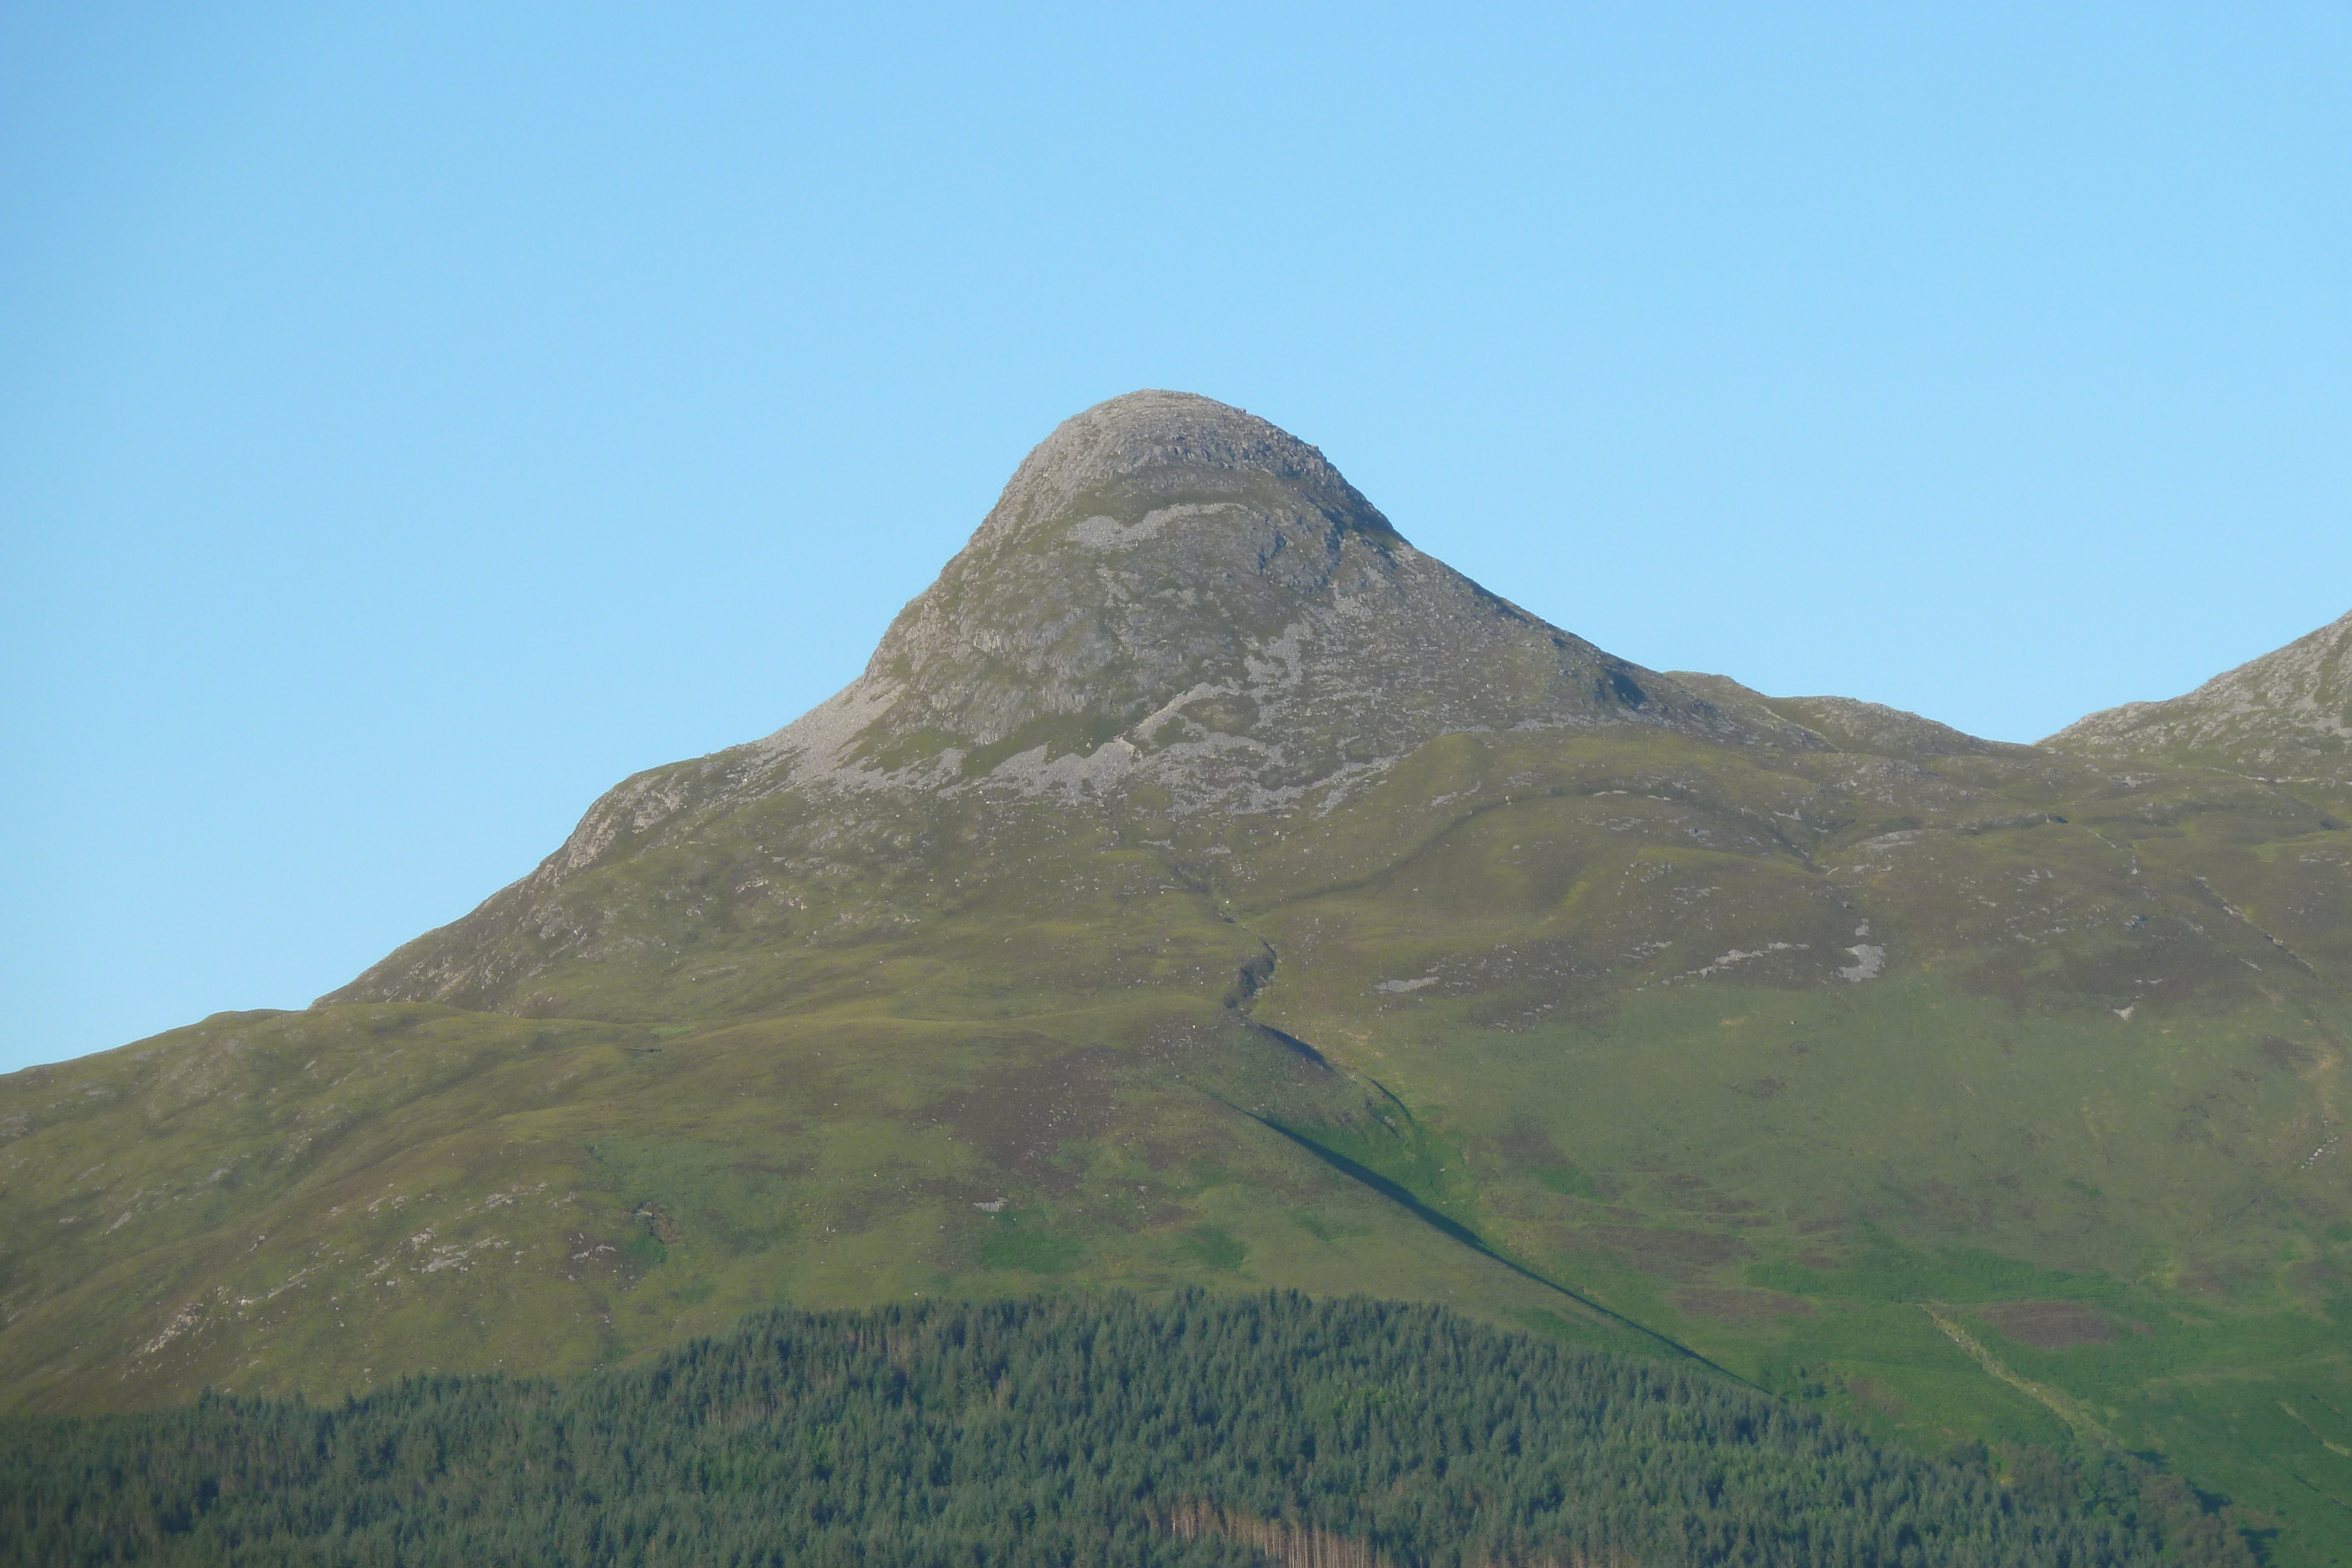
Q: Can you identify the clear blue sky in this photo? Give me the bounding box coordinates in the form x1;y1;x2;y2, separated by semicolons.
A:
5;4;2348;1072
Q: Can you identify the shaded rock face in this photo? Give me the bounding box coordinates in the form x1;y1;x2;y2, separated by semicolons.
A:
734;390;1745;814
2046;608;2352;779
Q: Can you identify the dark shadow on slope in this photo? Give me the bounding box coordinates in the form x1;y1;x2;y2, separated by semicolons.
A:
1250;1022;1331;1070
1243;1111;1750;1386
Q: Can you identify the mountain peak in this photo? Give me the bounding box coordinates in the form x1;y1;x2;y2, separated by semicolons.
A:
326;394;1763;1008
974;390;1379;550
736;392;1740;813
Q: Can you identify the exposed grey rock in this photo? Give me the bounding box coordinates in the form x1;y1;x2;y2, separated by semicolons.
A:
725;390;1765;813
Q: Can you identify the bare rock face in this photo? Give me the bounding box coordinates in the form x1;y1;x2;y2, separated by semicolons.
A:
730;390;1748;814
2044;608;2352;780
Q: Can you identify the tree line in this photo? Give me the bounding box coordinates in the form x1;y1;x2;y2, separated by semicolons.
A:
0;1290;2250;1567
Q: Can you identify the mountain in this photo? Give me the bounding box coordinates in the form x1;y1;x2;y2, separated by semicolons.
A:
326;390;1770;1015
4;393;2348;1563
2046;608;2352;794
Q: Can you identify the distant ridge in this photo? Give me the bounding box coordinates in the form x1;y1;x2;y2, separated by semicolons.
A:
2044;607;2352;783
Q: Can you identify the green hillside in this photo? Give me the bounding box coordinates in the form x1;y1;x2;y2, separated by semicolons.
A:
4;393;2346;1562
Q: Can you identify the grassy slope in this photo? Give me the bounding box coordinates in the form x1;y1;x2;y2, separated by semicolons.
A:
1241;730;2352;1557
5;723;2349;1560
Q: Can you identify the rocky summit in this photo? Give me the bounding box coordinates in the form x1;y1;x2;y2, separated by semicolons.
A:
329;391;1773;1013
810;388;1745;798
6;394;2352;1564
